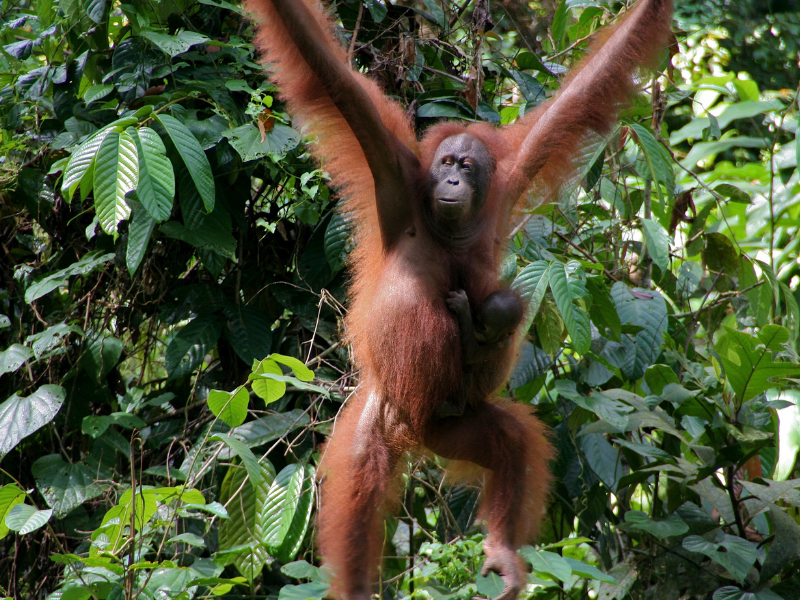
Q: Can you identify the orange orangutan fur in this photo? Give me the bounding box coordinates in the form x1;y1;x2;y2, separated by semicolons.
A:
245;0;673;598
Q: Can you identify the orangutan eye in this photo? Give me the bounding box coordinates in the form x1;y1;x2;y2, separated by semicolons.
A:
462;162;472;171
443;157;454;166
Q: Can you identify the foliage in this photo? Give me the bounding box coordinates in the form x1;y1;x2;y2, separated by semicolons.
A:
0;0;799;599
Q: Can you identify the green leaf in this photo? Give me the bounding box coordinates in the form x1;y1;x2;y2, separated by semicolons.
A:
24;251;115;303
5;504;52;534
616;440;674;463
512;260;550;320
623;510;688;539
0;484;27;540
520;548;571;582
83;83;114;105
251;357;286;403
270;354;315;382
364;0;387;22
551;0;568;47
161;219;236;258
420;0;446;27
563;557;616;583
586;277;622;342
713;587;784;600
759;504;800;582
278;581;329;600
230;410;312;448
165;315;222;379
644;364;678;395
683;534;758;584
26;323;83;359
212;434;263;488
223;305;274;365
0;385;65;460
281;560;325;581
0;344;34;377
677;260;703;298
641;218;670;273
548;262;591;354
142;30;210;56
714;183;750;204
126;205;156;276
250;373;328;397
715;326;800;404
611;283;668;381
263;464;315;563
682;136;767;168
224;123;300;162
81;332;123;381
32;455;104;518
131;127;174;221
94;488;158;554
207;387;249;428
324;211;351;272
705;232;739;276
93;130;138;235
60;587;92;600
62;129;112;201
629;122;674;205
156;113;215;211
218;461;275;581
168;532;206;547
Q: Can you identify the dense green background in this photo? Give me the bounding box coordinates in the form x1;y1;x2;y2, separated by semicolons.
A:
1;0;800;598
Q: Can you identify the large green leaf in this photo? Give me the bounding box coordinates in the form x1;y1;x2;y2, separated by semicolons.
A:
0;344;34;377
278;581;329;600
165;315;222;379
520;548;571;582
61;129;112;201
623;510;688;539
126;204;156;276
629;122;674;205
224;123;300;162
512;260;550;320
713;587;783;600
0;484;26;540
683;534;758;585
5;504;52;534
32;455;104;518
156;113;214;211
715;325;800;403
142;30;210;57
759;504;800;582
218;461;275;581
207;387;249;428
131;127;174;222
548;262;591;354
80;333;123;381
26;323;83;359
611;283;667;381
223;305;273;365
641;218;670;273
563;558;616;583
324;211;351;272
0;385;65;460
229;410;311;448
93;130;138;235
212;434;263;488
24;251;115;303
263;464;315;564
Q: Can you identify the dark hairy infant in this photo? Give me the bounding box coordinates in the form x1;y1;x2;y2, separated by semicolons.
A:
245;1;674;599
